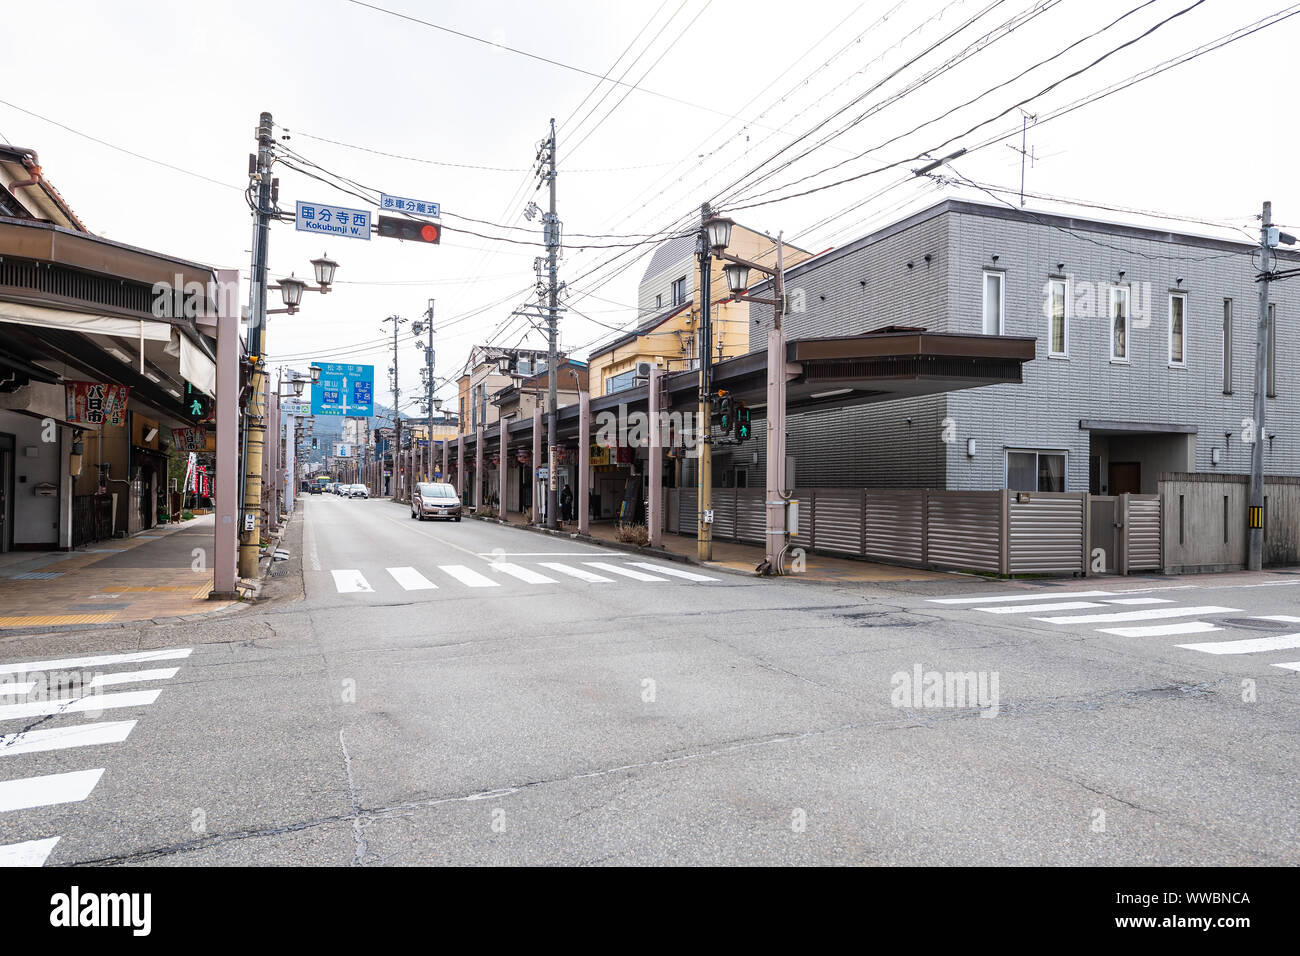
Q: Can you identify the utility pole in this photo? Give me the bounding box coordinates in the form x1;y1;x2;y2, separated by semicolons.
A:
424;299;435;479
383;314;407;500
697;202;713;561
540;118;561;530
239;111;274;580
1249;201;1272;571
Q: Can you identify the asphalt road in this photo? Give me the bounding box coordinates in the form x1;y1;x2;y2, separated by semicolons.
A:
1;492;1297;865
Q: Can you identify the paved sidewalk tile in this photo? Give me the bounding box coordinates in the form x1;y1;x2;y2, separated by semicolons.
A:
0;515;238;630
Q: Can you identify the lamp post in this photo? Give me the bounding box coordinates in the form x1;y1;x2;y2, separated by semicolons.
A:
708;216;791;575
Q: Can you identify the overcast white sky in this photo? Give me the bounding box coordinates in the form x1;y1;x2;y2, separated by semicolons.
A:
4;0;1297;416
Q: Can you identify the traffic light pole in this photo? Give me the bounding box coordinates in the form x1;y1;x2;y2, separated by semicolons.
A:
765;237;788;574
697;202;713;562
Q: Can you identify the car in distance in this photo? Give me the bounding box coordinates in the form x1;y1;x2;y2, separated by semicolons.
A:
309;483;322;495
346;484;369;499
411;482;462;521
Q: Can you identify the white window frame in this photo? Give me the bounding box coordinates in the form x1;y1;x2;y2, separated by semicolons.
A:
1110;285;1130;363
982;270;1004;335
1222;297;1233;394
1004;448;1068;493
671;276;687;307
1047;277;1068;357
1168;292;1187;368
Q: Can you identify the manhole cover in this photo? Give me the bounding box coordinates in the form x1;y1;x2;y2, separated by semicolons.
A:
836;611;923;628
1215;617;1295;631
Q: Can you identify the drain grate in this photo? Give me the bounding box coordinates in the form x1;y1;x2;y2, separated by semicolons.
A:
1214;617;1296;631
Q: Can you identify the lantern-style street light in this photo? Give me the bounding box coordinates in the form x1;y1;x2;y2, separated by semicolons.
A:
269;253;339;315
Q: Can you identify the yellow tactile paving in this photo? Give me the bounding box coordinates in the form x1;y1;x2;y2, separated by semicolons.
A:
0;613;118;627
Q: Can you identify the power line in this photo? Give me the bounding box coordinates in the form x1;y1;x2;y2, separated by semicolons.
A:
0;97;240;191
343;0;788;128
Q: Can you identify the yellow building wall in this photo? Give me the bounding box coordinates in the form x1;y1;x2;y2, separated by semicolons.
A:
589;227;811;398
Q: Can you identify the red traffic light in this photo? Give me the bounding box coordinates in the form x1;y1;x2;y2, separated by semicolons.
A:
378;216;441;244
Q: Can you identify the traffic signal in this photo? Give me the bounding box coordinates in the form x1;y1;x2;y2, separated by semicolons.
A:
312;437;318;449
735;402;750;442
717;390;733;431
378;216;441;244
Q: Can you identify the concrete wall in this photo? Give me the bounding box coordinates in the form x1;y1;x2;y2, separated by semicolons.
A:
1161;472;1300;571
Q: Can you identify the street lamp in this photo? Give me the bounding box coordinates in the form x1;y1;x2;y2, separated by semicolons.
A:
705;215;734;253
269;255;339;315
706;215;791;576
723;261;749;295
309;364;322;384
311;253;338;289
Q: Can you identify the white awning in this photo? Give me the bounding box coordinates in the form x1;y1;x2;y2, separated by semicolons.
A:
166;329;216;398
0;301;173;342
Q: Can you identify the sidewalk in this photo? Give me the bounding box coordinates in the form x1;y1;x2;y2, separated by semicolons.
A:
0;514;242;630
479;508;954;584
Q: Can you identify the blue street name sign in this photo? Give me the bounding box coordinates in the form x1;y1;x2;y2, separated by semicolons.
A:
296;201;371;240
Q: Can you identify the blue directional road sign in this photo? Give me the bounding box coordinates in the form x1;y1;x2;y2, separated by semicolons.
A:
311;363;374;417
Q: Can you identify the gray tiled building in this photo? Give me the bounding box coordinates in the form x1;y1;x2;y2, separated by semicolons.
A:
741;198;1300;494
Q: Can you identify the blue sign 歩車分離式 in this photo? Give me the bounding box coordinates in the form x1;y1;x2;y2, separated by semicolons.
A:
296;201;371;240
311;363;375;417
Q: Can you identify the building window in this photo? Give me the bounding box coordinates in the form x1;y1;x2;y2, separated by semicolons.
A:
671;276;687;307
1168;292;1186;366
1267;303;1277;398
1110;286;1130;361
1006;449;1066;492
1047;278;1068;356
982;271;1004;335
655;293;662;310
1223;298;1233;394
606;368;637;394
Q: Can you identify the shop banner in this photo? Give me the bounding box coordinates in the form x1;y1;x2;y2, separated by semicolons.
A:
171;426;207;452
66;382;130;427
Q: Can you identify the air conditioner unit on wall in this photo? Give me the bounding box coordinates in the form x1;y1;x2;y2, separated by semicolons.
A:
634;361;653;380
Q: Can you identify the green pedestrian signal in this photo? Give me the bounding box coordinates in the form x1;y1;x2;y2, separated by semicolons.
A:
735;402;750;442
718;390;733;431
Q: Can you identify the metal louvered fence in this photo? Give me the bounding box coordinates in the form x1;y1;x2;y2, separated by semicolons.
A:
659;488;1161;577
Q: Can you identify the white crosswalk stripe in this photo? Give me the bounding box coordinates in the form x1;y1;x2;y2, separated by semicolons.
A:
88;668;179;689
1;721;137;757
0;648;188;868
0;769;104;813
1034;606;1239;625
629;562;719;582
438;565;498;588
0;837;60;867
977;601;1105;615
331;569;373;593
1176;633;1300;655
0;648;191;677
491;563;557;584
0;689;161;723
0;681;36;697
1099;621;1224;638
931;585;1300;672
387;567;437;590
584;562;668;582
327;559;727;593
539;562;613;583
928;590;1115;605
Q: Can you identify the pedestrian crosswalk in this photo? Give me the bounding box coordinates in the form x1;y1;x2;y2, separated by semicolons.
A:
928;587;1300;673
0;647;191;867
320;557;722;595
